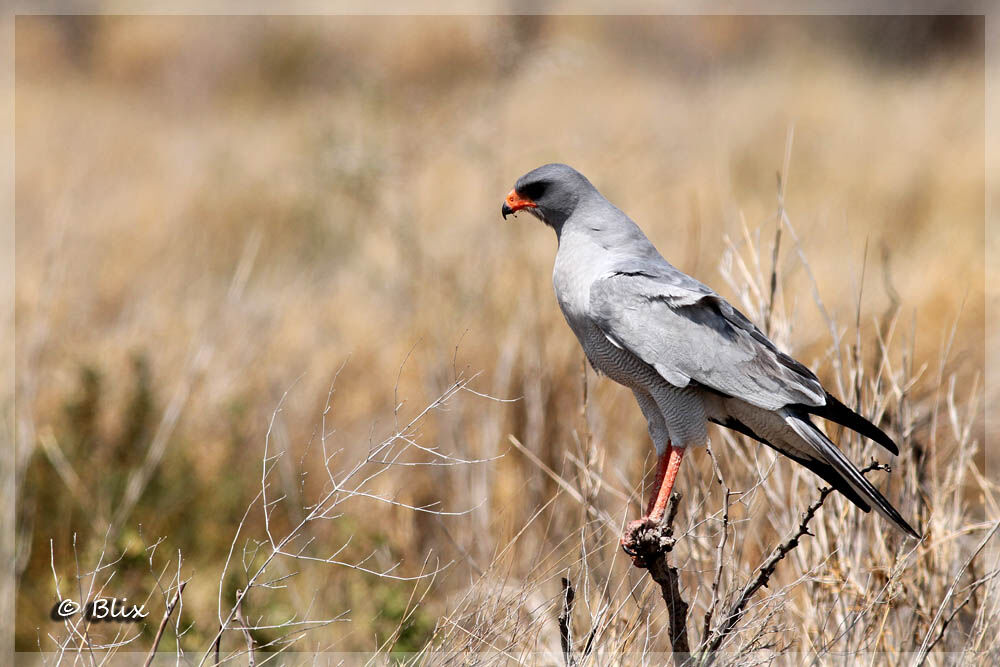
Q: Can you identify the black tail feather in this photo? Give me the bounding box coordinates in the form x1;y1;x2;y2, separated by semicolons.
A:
785;413;920;538
797;392;899;456
710;416;873;514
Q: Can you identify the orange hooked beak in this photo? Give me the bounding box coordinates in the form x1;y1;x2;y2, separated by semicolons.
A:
501;189;538;220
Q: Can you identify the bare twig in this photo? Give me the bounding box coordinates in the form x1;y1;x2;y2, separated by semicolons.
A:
701;461;890;662
764;124;793;336
558;576;577;667
914;521;1000;665
235;588;255;667
199;372;488;665
507;434;617;531
702;448;731;643
143;580;187;667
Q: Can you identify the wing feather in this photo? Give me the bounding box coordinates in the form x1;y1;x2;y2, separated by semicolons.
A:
589;268;825;411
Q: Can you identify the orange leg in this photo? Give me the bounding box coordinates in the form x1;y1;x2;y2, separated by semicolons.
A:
647;446;685;523
645;449;670;516
621;445;687;560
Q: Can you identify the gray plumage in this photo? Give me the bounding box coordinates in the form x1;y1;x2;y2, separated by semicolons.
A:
504;163;919;538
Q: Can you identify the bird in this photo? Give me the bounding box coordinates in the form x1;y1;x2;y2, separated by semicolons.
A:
501;163;920;554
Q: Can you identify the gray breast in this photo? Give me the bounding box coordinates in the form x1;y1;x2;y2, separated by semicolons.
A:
569;317;710;448
573;318;658;388
551;235;709;448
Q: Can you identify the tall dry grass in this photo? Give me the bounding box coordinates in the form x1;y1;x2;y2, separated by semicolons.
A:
11;15;992;664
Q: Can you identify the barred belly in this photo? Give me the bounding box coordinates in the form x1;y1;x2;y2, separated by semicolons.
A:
575;319;708;449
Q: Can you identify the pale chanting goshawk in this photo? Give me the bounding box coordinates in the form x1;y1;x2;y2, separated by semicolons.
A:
501;163;919;555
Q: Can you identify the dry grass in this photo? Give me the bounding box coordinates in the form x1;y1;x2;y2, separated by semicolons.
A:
11;15;993;664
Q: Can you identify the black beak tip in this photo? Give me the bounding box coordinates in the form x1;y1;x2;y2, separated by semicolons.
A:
501;203;513;219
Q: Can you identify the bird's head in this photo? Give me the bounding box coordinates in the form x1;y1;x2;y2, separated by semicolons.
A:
501;163;593;228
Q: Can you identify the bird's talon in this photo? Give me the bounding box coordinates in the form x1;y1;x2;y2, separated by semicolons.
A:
620;540;638;558
621;516;658;560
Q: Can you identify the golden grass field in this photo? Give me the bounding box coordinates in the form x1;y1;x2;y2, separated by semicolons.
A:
11;14;995;664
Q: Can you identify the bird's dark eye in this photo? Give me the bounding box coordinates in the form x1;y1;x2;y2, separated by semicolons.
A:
520;181;547;201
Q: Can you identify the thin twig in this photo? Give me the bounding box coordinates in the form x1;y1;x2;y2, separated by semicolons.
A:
558;576;577;667
914;521;1000;665
701;461;889;662
235;588;255;667
764;125;793;336
143;580;187;667
507;434;617;530
702;447;731;643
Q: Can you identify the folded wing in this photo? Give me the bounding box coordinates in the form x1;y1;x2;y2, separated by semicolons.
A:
590;266;918;537
589;267;826;411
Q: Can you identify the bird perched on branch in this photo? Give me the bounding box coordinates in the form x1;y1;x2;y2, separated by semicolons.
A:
501;163;920;556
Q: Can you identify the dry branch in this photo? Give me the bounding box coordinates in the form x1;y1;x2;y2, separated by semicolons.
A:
143;580;187;667
235;588;255;667
558;577;577;667
700;461;890;662
624;493;690;661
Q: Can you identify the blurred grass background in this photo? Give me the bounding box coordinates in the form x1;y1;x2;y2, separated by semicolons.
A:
13;14;988;658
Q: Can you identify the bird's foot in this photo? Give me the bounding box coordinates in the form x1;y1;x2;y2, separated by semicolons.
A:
621;516;657;555
621;516;676;569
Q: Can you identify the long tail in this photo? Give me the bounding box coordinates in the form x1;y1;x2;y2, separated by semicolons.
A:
795;392;899;455
784;411;920;538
